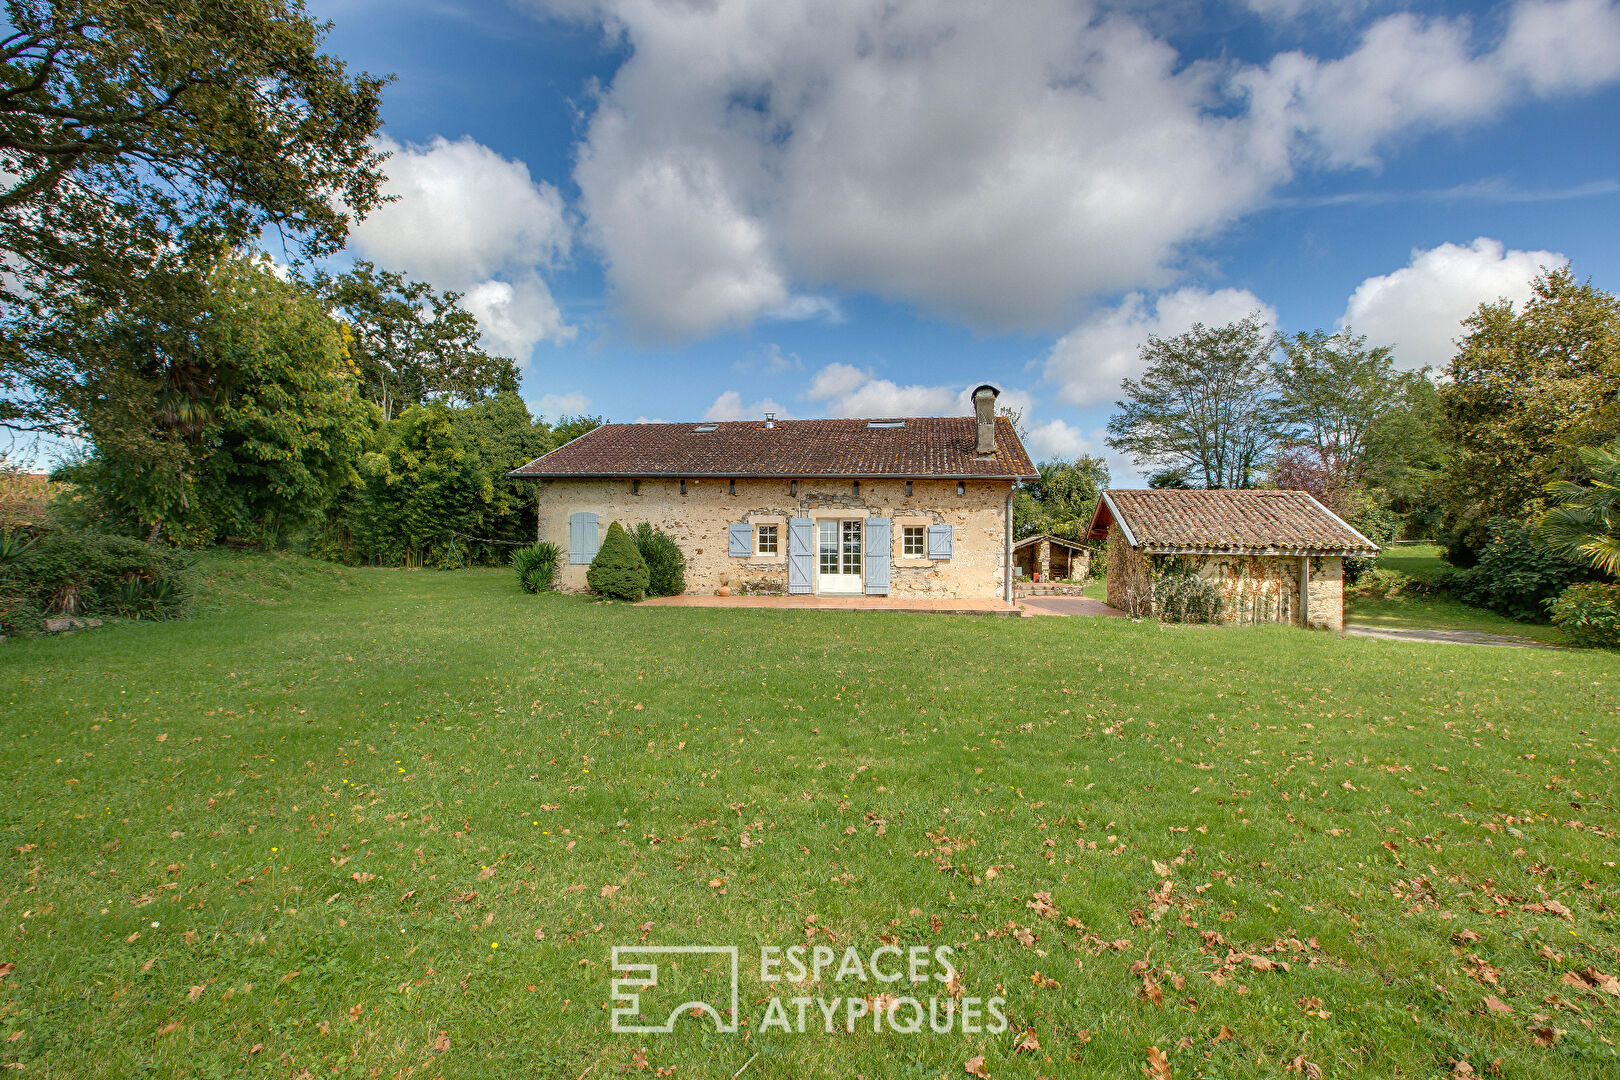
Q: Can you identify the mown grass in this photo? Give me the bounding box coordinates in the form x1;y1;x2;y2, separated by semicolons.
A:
0;554;1616;1079
1344;545;1570;644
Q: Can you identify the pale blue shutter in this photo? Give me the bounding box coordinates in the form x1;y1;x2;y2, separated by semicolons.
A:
728;521;751;557
787;517;813;594
865;517;891;595
927;524;954;559
569;512;599;564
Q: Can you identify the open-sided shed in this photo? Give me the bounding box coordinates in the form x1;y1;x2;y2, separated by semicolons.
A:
1086;489;1378;629
1013;533;1091;582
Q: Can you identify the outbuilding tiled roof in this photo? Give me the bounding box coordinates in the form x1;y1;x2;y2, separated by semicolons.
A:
1087;489;1378;555
507;416;1037;480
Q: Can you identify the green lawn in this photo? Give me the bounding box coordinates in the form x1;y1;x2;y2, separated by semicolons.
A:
1345;545;1569;644
1;552;1617;1079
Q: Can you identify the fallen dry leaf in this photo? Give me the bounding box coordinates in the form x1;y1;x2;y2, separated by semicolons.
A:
1483;996;1513;1016
1143;1045;1171;1080
431;1031;450;1053
965;1054;991;1078
1015;1029;1040;1053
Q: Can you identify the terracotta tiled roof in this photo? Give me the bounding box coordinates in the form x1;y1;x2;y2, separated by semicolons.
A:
508;416;1038;480
1087;489;1378;554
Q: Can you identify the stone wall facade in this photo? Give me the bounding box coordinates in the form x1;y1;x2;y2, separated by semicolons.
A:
1189;554;1343;630
533;477;1014;599
1105;534;1346;629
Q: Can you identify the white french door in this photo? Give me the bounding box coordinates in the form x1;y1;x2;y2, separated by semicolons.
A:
816;519;864;594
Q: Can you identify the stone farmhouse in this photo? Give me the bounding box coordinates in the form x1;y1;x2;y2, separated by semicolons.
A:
1087;488;1379;629
509;386;1038;600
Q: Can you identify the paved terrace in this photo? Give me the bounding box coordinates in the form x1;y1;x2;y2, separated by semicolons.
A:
637;594;1023;616
637;594;1133;618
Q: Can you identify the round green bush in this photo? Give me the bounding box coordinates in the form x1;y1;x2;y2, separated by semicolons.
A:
630;522;686;597
586;521;649;601
1550;582;1620;648
512;541;561;594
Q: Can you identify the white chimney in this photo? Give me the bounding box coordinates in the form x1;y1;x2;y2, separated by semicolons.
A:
764;412;776;428
972;384;999;455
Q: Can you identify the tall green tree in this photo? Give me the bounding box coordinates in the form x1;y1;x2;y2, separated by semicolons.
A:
1013;456;1110;538
324;395;602;566
341;405;490;568
1107;314;1276;489
1271;328;1407;483
1437;266;1620;559
56;251;375;545
312;262;519;419
0;0;388;437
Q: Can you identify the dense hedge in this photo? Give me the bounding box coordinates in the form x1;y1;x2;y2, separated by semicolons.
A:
630;523;686;598
0;530;193;631
1451;519;1593;622
1549;583;1620;648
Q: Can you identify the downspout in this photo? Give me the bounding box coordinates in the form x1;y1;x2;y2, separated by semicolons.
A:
1004;485;1014;604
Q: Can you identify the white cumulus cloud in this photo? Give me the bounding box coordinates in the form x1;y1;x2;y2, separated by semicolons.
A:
802;364;971;418
703;391;792;421
535;0;1620;341
1341;237;1567;369
346;135;576;357
533;391;592;418
1024;418;1141;485
1042;287;1276;408
1238;0;1620;167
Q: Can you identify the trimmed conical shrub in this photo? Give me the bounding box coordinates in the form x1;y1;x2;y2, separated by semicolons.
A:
586;521;649;600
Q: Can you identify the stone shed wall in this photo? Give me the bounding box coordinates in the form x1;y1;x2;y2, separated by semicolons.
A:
1189;553;1343;630
1106;543;1346;629
533;477;1013;599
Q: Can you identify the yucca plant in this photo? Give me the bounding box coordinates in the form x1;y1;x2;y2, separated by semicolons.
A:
513;541;562;594
1536;437;1620;576
0;529;36;565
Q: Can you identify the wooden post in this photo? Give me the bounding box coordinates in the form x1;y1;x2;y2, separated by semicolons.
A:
1298;555;1310;628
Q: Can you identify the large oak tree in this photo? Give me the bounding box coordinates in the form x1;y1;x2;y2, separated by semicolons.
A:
0;0;389;437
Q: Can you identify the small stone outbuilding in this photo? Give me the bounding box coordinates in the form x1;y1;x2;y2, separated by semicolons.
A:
1012;534;1091;583
1086;489;1378;630
508;386;1038;600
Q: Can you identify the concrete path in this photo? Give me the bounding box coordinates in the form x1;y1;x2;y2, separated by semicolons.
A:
637;594;1021;617
1344;624;1563;648
1018;596;1129;618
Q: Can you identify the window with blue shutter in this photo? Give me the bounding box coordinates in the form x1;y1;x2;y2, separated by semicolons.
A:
864;517;891;595
569;512;599;564
787;517;813;594
728;521;751;557
927;524;954;559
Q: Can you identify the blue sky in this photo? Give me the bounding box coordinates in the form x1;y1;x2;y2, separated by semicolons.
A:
308;0;1620;483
